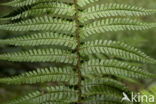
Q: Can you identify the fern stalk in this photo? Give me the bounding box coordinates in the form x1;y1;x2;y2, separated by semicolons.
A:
74;0;82;104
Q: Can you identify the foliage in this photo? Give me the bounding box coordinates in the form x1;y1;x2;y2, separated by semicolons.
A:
0;0;156;104
141;85;156;104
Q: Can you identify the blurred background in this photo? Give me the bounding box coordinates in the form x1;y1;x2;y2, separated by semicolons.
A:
0;0;156;103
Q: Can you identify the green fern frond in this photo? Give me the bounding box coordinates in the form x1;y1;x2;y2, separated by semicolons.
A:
80;18;155;39
82;78;129;92
81;59;155;79
1;0;74;7
0;2;75;21
82;84;122;96
41;102;68;104
0;67;78;85
140;85;156;104
0;0;156;104
80;40;156;64
0;16;76;34
0;32;77;49
3;91;41;104
78;0;100;8
79;3;156;23
83;94;130;104
3;86;78;104
0;49;77;64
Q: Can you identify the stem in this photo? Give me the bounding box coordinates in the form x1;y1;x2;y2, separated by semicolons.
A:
74;0;82;104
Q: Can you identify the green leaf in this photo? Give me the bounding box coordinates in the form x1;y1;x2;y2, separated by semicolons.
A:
80;18;155;39
82;78;129;92
2;86;78;104
78;0;101;8
0;2;75;21
0;67;78;85
0;16;76;35
1;0;74;7
83;95;130;104
79;3;156;23
0;49;77;64
81;59;155;79
80;40;156;64
0;32;77;49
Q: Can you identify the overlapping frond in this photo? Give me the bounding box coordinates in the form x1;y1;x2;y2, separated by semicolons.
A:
79;3;156;23
0;16;76;34
81;59;155;79
0;32;77;49
82;78;129;92
1;0;74;7
0;2;75;21
80;18;155;39
80;40;156;64
0;49;77;64
0;67;78;85
3;86;78;104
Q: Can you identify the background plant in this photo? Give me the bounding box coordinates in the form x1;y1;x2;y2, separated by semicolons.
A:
0;0;156;104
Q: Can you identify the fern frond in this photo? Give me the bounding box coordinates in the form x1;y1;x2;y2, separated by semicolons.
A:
0;2;75;21
42;102;68;104
1;0;74;7
82;78;129;92
0;32;77;49
3;86;78;104
0;49;77;64
82;83;122;96
80;18;155;39
79;3;156;23
0;16;76;34
83;94;129;104
78;0;100;8
81;59;155;79
0;67;78;85
80;40;156;64
141;85;156;104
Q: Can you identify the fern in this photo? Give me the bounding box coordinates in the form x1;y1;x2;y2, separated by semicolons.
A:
0;0;156;104
0;32;77;49
0;48;77;64
80;40;156;64
2;0;74;7
79;3;156;23
0;2;75;21
80;18;155;39
0;16;76;34
0;67;78;85
81;59;155;79
3;86;78;104
141;85;156;104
